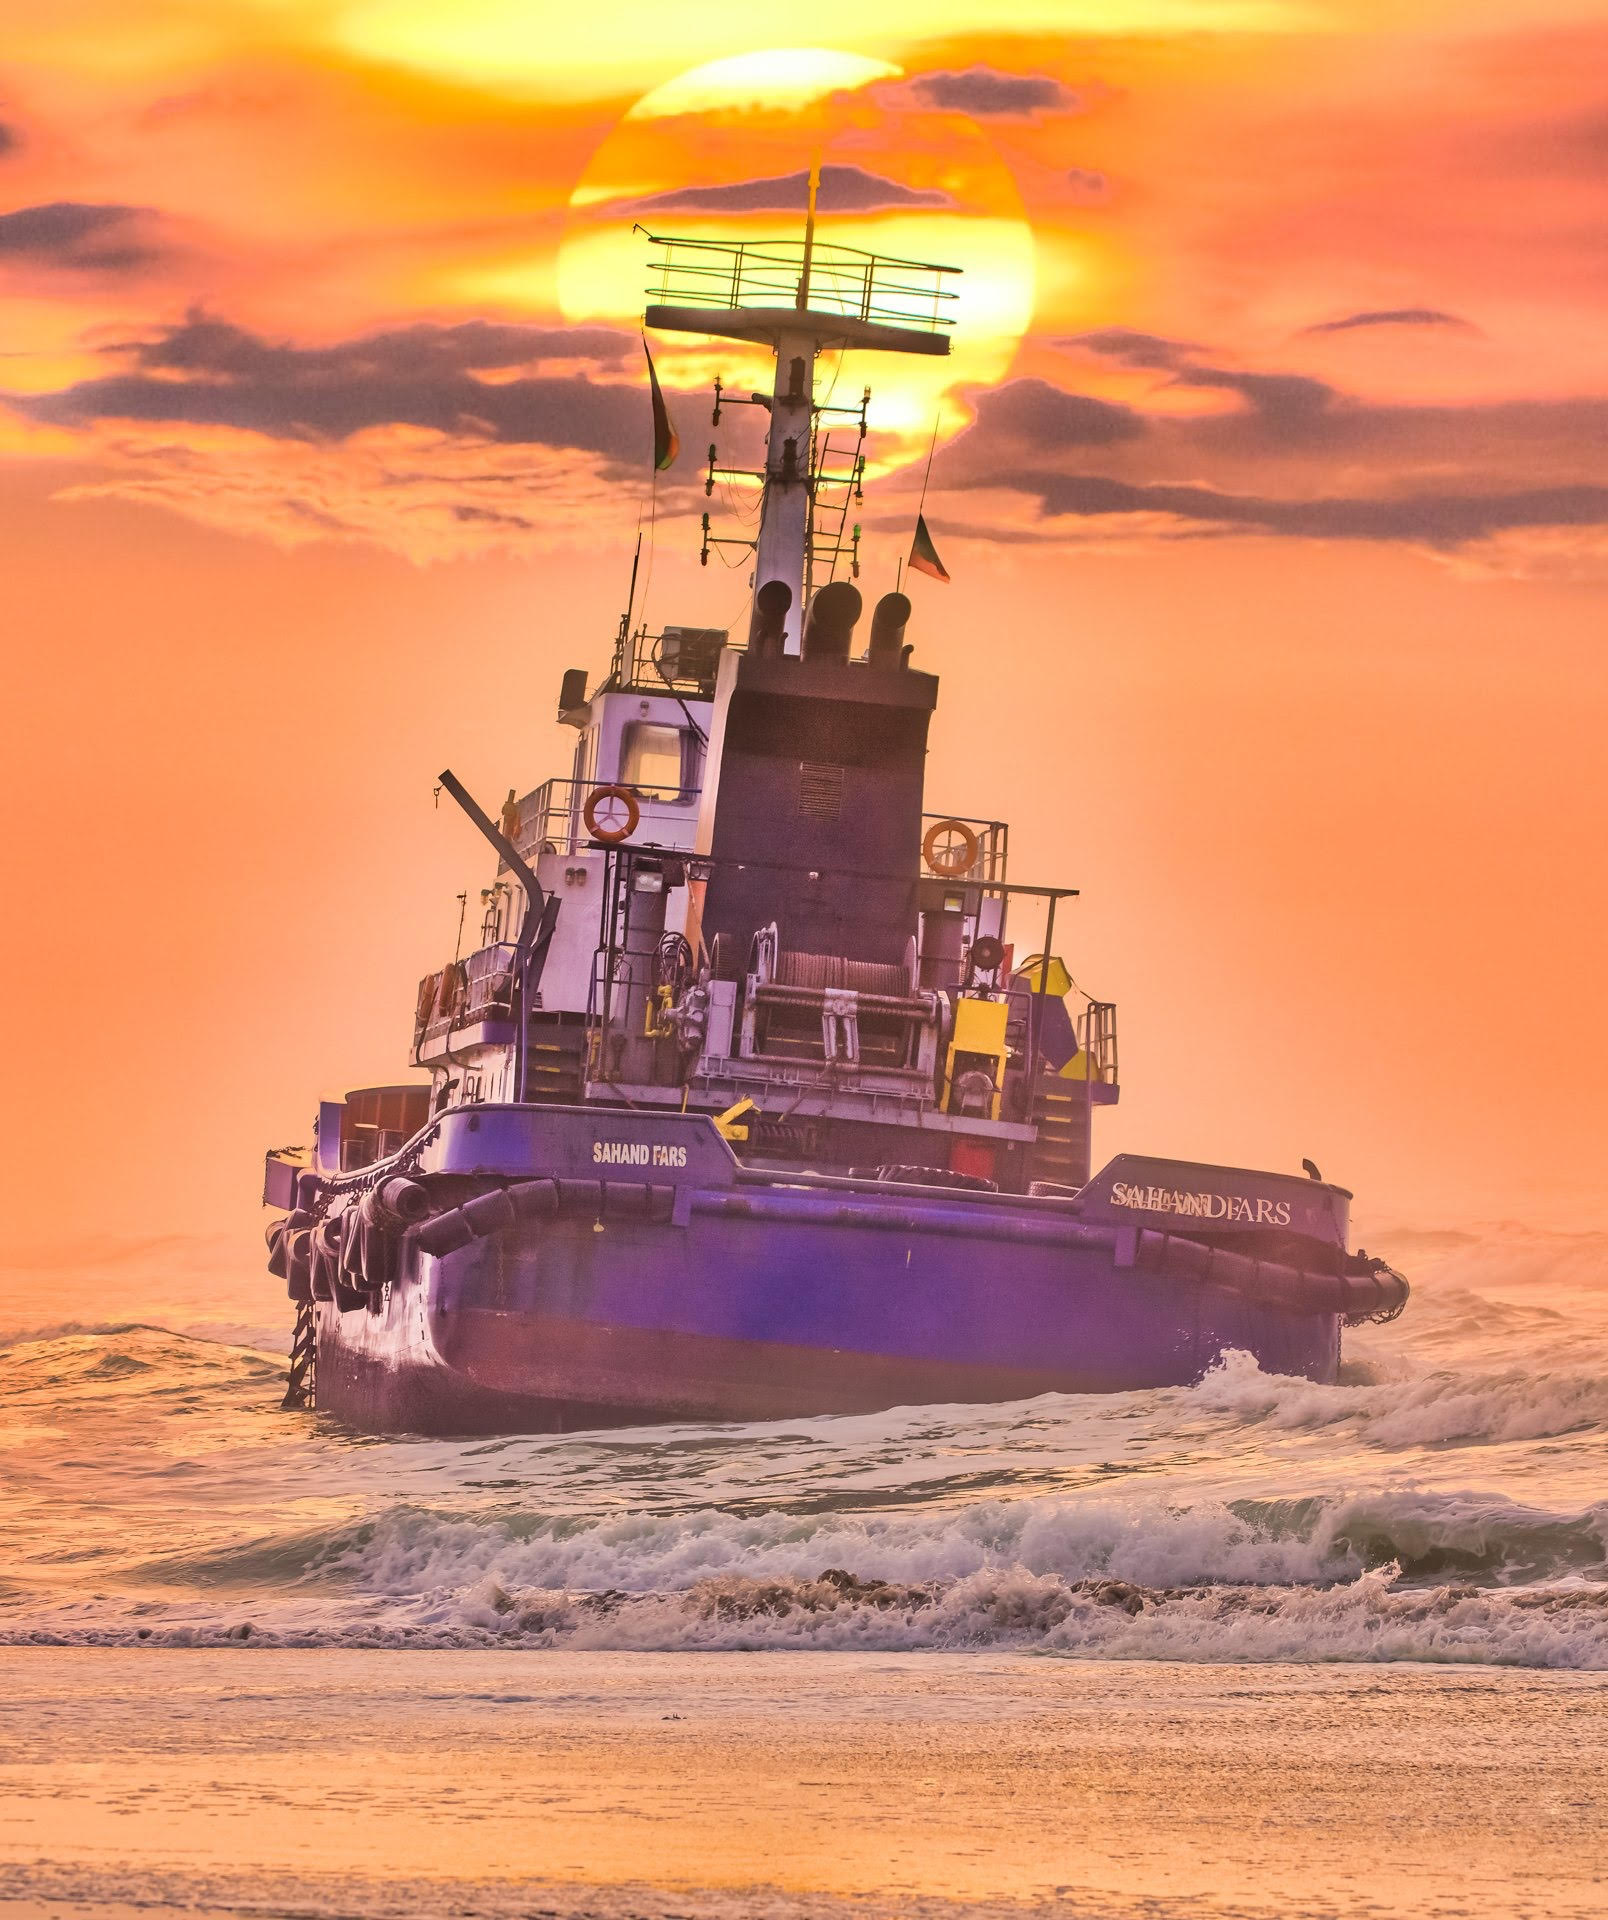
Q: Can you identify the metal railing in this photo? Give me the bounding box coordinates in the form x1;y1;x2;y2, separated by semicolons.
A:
494;789;1005;873
1080;1000;1119;1087
413;943;518;1053
607;624;728;699
642;231;959;334
504;777;701;863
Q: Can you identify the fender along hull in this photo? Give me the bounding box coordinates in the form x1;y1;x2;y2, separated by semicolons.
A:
308;1181;1347;1436
284;1106;1389;1437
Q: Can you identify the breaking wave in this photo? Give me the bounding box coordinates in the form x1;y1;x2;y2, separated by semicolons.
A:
309;1483;1608;1598
8;1485;1607;1664
2;1223;1605;1667
1197;1345;1608;1449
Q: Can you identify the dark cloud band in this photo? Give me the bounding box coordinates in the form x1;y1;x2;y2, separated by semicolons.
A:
910;68;1074;117
938;375;1608;549
1302;308;1476;336
1064;329;1198;370
0;201;158;271
16;313;1606;557
1017;471;1608;544
13;313;648;453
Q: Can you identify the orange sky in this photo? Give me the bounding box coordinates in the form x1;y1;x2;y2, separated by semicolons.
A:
2;0;1606;1291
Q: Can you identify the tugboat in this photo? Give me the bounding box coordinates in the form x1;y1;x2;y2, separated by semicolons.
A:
263;209;1408;1434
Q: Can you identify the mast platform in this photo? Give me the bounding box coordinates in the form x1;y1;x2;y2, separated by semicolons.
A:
645;303;950;356
640;230;957;355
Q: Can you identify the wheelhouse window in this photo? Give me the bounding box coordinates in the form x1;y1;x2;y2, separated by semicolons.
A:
621;722;693;801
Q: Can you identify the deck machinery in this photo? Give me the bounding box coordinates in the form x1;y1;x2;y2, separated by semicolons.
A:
264;216;1407;1434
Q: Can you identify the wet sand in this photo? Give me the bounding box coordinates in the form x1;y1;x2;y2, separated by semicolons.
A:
2;1650;1605;1919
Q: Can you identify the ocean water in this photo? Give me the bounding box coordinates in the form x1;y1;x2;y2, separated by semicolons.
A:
3;1223;1605;1666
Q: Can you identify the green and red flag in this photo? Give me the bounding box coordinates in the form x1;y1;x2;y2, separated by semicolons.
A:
643;339;679;471
907;512;949;582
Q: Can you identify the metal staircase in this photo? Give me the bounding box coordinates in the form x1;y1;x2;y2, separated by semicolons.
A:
525;1014;588;1101
1027;1003;1119;1190
1029;1079;1093;1189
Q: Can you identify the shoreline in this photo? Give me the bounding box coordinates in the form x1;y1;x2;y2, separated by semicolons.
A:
3;1649;1605;1918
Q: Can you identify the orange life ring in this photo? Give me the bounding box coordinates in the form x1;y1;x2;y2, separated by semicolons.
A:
583;784;641;844
923;817;980;877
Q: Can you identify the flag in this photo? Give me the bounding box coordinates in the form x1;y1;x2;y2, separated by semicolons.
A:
908;512;949;582
644;340;679;471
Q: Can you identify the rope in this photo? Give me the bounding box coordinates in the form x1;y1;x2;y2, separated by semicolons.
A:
915;410;941;523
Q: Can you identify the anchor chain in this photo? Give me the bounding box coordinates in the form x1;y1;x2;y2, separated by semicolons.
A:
281;1297;316;1411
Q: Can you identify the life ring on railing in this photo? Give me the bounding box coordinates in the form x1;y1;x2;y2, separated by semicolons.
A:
583;784;641;844
923;817;980;877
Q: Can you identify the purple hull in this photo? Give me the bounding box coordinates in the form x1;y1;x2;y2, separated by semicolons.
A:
299;1106;1369;1436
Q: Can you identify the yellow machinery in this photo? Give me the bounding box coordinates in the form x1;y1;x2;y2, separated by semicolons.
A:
943;996;1011;1121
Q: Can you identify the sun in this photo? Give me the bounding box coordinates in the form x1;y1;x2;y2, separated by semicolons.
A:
471;48;1038;472
622;48;902;119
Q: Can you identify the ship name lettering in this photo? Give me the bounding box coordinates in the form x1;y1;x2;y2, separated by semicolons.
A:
1110;1181;1291;1228
592;1140;688;1168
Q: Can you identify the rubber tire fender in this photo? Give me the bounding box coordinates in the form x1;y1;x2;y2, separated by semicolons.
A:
286;1228;314;1304
415;1209;473;1258
463;1187;518;1238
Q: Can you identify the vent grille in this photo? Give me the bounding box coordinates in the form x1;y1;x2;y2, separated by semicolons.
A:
797;761;845;823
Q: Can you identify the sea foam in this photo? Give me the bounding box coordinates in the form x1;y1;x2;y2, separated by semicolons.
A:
3;1225;1606;1668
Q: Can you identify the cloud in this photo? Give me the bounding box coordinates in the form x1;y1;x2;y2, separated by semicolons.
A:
1302;308;1476;336
129;312;632;378
934;371;1608;557
1068;333;1341;427
1063;329;1198;370
1014;471;1608;546
1170;364;1338;433
953;377;1145;451
628;165;951;215
16;313;650;453
0;124;16;158
0;201;159;272
1066;168;1109;204
910;67;1075;117
49;430;632;560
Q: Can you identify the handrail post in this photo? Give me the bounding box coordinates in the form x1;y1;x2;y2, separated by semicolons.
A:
1083;997;1094;1179
1028;893;1055;1090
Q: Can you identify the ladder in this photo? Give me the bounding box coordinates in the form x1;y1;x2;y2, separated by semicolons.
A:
807;428;865;588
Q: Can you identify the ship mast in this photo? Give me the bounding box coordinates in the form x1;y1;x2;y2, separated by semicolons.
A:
640;183;958;653
744;159;822;643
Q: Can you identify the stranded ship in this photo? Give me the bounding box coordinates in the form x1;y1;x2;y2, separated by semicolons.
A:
263;210;1407;1434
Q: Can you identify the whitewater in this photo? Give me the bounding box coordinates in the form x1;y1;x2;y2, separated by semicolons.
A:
3;1222;1605;1668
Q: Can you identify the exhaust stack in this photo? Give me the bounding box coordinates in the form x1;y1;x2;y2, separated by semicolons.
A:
747;579;792;659
867;592;911;669
800;581;862;663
